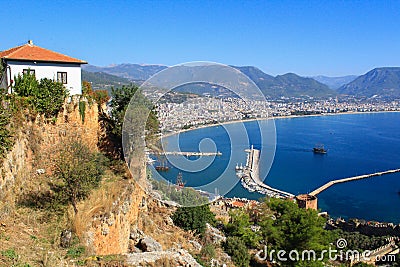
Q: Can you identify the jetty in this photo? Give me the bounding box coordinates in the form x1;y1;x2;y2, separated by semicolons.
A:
153;151;222;156
309;168;400;196
239;146;294;198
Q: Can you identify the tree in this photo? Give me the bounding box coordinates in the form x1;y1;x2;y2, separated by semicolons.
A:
54;140;107;214
171;204;216;235
258;198;334;266
224;209;261;248
110;84;159;139
223;236;250;267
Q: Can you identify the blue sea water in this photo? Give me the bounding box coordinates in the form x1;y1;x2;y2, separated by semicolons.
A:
154;112;400;223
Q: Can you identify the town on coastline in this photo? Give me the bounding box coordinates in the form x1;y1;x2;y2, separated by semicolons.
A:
153;93;400;133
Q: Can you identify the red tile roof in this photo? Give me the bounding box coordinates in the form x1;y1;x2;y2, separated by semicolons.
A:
0;41;87;64
231;201;246;208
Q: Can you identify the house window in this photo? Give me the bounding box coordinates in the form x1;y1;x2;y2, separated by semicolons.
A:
23;69;35;76
57;72;67;84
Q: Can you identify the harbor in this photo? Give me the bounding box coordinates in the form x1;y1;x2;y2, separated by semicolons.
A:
237;145;295;199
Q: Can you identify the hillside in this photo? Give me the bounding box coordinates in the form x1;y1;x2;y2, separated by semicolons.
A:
232;66;336;99
338;67;400;98
81;70;131;90
312;75;358;89
83;63;168;81
84;64;336;99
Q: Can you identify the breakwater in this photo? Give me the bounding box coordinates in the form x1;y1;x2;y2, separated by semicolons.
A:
239;146;294;198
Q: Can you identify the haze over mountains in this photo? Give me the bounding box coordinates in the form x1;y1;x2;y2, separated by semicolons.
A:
82;64;400;100
312;75;358;90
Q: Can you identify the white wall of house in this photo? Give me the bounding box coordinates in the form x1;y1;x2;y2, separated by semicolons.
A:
6;60;83;95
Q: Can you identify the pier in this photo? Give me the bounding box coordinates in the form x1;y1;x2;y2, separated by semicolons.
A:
153;151;222;156
309;168;400;196
239;146;294;198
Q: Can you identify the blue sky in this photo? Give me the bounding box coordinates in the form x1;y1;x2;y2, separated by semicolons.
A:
2;0;399;76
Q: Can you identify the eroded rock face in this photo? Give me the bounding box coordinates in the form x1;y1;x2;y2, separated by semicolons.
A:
0;97;100;195
205;223;226;245
84;183;145;255
137;236;163;252
129;227;145;245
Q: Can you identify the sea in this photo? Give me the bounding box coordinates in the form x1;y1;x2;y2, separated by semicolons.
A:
151;112;400;223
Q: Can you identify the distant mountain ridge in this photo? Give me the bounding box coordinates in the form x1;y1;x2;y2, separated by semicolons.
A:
232;66;335;98
83;63;167;81
338;67;400;98
81;70;131;90
83;63;335;99
312;75;358;90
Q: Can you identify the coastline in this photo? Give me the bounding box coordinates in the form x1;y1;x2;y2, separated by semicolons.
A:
154;110;400;224
160;110;400;140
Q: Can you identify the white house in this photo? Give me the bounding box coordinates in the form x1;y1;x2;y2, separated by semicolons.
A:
0;40;87;95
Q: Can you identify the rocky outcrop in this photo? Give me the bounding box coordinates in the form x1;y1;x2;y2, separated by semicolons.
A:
83;181;145;255
125;249;202;267
137;236;163;252
0;96;99;203
205;223;226;245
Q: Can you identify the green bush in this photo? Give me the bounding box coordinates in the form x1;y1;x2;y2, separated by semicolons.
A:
223;236;250;267
0;92;13;158
13;73;68;118
66;245;85;258
54;140;108;214
1;248;18;260
224;209;261;248
171;204;216;235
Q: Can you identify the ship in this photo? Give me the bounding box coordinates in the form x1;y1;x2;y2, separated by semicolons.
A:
313;144;327;154
155;154;170;171
176;172;186;188
155;165;170;171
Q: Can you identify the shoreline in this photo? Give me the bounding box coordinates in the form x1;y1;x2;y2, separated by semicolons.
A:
160;110;400;139
154;110;400;224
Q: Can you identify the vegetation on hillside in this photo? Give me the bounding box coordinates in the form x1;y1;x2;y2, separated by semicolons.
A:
13;72;68;118
0;88;13;158
81;70;131;91
171;204;216;235
54;140;108;214
217;198;336;267
150;178;209;206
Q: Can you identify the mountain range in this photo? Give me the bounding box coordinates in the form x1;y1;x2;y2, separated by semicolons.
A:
338;67;400;98
82;64;400;99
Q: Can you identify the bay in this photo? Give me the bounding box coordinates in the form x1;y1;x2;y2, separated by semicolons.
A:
153;112;400;223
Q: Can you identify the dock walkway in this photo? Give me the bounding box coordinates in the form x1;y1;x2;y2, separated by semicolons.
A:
240;146;294;198
309;169;400;196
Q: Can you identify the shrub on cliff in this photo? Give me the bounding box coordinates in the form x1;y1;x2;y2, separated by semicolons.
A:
0;90;13;158
54;140;108;214
172;204;216;235
13;73;68;118
223;236;250;267
110;84;159;139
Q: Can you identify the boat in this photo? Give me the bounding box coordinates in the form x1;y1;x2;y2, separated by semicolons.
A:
155;166;170;171
235;163;240;171
155;154;169;171
176;172;186;188
313;144;327;154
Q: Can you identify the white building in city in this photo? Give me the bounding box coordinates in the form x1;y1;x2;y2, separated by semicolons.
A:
0;40;87;95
